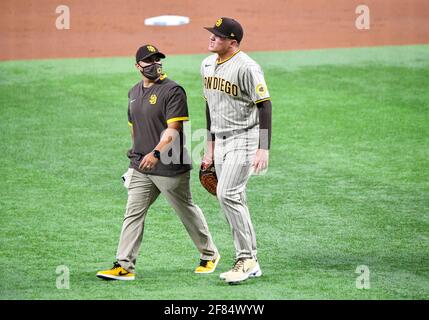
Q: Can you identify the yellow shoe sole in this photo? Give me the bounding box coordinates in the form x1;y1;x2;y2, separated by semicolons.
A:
96;273;135;281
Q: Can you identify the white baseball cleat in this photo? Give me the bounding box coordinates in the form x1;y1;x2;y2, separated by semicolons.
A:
220;258;262;282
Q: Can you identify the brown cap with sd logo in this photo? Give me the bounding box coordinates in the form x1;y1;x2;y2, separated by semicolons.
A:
135;44;166;63
204;17;244;43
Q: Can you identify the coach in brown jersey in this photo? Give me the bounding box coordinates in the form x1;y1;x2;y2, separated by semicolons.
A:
97;45;219;281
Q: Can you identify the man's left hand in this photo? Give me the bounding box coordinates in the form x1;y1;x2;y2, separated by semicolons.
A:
252;149;269;174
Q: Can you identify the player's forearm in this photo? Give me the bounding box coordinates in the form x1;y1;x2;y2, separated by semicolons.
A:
257;100;272;150
154;123;181;153
204;102;215;162
206;102;216;143
205;140;215;159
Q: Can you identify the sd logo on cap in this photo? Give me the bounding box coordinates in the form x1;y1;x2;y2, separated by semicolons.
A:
204;17;244;43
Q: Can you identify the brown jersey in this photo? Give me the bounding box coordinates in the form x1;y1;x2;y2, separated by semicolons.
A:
127;76;192;176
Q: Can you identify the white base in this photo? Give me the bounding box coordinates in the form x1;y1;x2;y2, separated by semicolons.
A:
144;15;190;26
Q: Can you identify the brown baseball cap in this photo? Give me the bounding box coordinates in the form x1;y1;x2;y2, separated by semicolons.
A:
204;17;244;43
135;44;166;62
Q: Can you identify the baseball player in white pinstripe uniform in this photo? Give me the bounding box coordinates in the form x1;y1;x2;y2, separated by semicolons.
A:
201;18;272;284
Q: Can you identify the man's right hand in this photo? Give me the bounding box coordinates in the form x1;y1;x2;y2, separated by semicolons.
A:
201;140;215;170
201;153;214;170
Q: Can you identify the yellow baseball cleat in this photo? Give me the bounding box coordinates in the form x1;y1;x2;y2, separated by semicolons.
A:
194;255;220;274
96;262;135;281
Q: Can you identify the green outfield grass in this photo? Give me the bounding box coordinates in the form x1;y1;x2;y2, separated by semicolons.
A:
0;45;428;299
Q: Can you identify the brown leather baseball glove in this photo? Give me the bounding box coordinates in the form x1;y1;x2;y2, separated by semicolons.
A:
199;163;217;196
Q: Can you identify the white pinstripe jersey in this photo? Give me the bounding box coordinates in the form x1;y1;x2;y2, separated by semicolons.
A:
201;50;270;134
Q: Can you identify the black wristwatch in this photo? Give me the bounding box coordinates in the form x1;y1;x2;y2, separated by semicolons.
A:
152;149;161;160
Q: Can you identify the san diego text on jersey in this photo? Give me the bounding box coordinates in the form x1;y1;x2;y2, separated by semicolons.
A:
204;76;239;96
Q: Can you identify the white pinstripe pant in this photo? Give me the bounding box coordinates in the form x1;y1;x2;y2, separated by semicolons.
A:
214;127;259;260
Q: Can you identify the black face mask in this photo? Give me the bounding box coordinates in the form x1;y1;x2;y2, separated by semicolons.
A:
141;63;162;80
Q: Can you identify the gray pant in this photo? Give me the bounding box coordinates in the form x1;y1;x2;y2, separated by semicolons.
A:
214;128;259;260
116;168;218;273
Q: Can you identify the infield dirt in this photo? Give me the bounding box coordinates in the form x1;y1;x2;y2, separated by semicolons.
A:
1;0;428;61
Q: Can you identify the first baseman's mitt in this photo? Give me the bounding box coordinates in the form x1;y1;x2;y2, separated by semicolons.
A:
199;163;217;196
